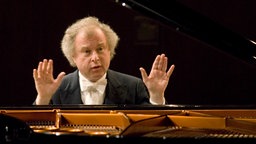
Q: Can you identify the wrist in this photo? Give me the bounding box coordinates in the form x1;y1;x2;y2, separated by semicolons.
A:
149;93;165;105
35;95;50;105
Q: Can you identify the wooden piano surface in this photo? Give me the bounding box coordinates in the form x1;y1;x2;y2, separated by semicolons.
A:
1;105;256;143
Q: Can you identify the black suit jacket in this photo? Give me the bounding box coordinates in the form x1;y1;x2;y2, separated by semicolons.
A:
50;69;150;105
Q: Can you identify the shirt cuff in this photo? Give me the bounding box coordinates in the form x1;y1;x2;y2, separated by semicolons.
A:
150;97;165;105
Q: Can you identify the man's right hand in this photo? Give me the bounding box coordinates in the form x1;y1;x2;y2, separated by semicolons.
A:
33;59;65;105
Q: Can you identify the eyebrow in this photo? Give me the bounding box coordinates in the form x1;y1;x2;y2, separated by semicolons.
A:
98;42;104;46
79;42;105;50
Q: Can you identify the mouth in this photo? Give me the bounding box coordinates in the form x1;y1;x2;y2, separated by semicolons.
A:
91;65;101;70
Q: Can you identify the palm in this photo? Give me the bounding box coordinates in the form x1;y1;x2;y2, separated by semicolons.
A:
33;59;65;102
140;54;175;97
143;68;170;94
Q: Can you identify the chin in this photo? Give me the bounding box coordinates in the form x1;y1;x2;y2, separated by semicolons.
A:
91;74;104;81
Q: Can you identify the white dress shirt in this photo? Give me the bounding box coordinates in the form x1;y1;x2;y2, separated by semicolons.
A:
79;71;165;105
79;72;107;105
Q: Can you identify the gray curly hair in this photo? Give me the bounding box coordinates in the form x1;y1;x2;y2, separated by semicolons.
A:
61;16;120;67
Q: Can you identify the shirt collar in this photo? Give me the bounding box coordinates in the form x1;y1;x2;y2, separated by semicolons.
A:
79;71;107;91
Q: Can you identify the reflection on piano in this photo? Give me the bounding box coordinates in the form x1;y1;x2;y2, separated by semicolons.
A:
116;0;256;65
112;0;256;105
1;105;256;143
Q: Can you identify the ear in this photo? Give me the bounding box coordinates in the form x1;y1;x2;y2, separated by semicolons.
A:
71;54;77;65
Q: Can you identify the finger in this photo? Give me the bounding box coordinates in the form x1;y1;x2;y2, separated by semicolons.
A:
55;72;66;85
40;59;48;77
157;54;163;70
41;59;50;79
152;55;160;71
42;59;47;70
162;56;168;71
33;69;38;80
157;53;171;72
37;61;43;78
139;67;148;82
167;64;175;78
47;59;53;75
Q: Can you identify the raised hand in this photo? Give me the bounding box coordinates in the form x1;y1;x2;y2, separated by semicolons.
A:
33;59;65;105
139;54;175;104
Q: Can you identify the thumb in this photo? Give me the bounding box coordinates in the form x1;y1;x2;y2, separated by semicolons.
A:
139;67;148;82
55;72;66;84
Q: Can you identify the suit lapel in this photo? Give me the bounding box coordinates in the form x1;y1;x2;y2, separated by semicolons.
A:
104;70;128;104
62;70;83;104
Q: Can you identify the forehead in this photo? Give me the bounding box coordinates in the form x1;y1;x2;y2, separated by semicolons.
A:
77;27;106;39
74;27;107;47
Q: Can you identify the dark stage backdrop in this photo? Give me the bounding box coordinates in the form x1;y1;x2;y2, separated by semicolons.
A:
0;0;255;106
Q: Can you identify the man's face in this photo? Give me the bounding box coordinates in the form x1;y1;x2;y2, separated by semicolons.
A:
72;27;111;82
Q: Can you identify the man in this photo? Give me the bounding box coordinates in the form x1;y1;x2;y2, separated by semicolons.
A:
33;16;175;105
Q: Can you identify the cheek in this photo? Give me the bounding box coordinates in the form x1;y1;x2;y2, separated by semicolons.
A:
72;56;77;65
73;55;87;67
102;55;111;67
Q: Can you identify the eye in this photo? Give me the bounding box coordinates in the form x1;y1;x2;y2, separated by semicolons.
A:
85;49;91;54
97;47;104;52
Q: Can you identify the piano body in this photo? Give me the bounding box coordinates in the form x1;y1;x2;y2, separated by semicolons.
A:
112;0;256;105
2;105;256;143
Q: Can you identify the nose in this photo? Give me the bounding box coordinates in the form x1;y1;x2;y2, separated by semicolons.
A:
91;51;99;62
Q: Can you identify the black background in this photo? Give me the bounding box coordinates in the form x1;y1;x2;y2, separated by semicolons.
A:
0;0;256;106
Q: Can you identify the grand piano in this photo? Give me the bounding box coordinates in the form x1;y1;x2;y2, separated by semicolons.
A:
117;0;256;65
1;0;256;143
2;105;256;143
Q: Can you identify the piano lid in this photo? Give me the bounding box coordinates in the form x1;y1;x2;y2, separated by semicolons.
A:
115;0;256;66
